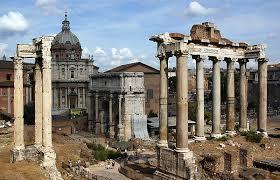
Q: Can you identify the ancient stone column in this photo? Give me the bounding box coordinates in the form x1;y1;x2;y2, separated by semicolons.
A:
13;57;25;150
175;52;189;152
42;57;53;149
109;93;114;138
158;55;169;147
258;58;268;137
210;57;222;138
225;58;236;135
238;59;248;132
118;94;124;140
34;60;43;147
194;55;206;141
95;93;100;135
87;93;93;131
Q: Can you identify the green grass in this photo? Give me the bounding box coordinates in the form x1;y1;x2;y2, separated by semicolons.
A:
86;143;122;161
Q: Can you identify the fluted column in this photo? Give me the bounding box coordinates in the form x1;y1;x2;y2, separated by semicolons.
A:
109;93;114;138
258;58;268;137
34;60;43;147
194;55;206;141
225;58;236;135
175;52;189;152
13;57;25;150
210;57;222;138
238;59;248;132
118;94;124;140
158;55;169;147
42;57;53;149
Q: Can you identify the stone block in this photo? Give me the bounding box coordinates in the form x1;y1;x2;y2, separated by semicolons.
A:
239;148;253;168
155;147;199;180
200;153;224;173
224;150;239;175
10;148;25;163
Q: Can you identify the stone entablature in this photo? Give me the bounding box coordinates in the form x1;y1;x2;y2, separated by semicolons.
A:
90;72;145;94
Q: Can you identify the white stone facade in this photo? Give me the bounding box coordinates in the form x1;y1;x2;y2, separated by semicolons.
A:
88;72;146;141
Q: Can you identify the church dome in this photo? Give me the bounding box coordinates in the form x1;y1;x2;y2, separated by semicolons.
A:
52;14;80;45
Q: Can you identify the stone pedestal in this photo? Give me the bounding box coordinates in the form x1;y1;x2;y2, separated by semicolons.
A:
10;148;25;163
154;147;199;180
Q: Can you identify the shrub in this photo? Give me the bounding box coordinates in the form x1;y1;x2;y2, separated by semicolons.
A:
86;143;122;161
245;131;263;143
215;136;229;142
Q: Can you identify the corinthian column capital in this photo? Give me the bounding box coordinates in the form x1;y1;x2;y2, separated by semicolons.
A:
14;57;23;70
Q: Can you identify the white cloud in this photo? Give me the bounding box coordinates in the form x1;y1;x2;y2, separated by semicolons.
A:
81;47;148;71
0;43;8;54
185;1;217;16
0;11;29;37
35;0;61;15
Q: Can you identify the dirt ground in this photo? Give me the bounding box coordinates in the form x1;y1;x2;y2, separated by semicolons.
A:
0;118;279;180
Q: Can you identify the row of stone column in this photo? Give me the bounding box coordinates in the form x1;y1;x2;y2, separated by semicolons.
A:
13;57;53;153
157;52;268;151
88;92;124;139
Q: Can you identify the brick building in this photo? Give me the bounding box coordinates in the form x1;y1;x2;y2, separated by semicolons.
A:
106;62;160;116
0;58;33;115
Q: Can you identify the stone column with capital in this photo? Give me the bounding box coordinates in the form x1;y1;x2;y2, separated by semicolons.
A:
42;57;53;150
12;57;25;161
109;93;114;138
34;60;43;147
258;58;268;137
158;55;169;147
238;59;248;132
194;55;206;141
210;57;222;138
175;52;189;152
225;58;236;135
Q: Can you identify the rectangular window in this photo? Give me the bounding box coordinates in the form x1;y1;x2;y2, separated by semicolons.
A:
6;74;12;81
71;71;74;78
147;89;153;100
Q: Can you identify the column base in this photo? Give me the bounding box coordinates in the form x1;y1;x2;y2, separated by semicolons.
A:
41;147;56;167
10;146;25;163
256;131;268;138
226;131;237;137
194;136;206;141
239;127;248;132
211;133;223;139
157;140;168;147
175;147;190;153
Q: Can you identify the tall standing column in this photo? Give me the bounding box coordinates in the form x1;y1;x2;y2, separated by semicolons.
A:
95;93;100;135
42;57;53;149
87;93;93;131
211;57;222;138
175;52;189;152
258;58;268;137
238;59;248;132
226;58;236;135
118;94;124;140
194;55;206;141
158;55;169;147
13;57;25;150
34;61;43;147
109;93;114;138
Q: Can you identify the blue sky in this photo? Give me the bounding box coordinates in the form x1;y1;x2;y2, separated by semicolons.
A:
0;0;279;71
